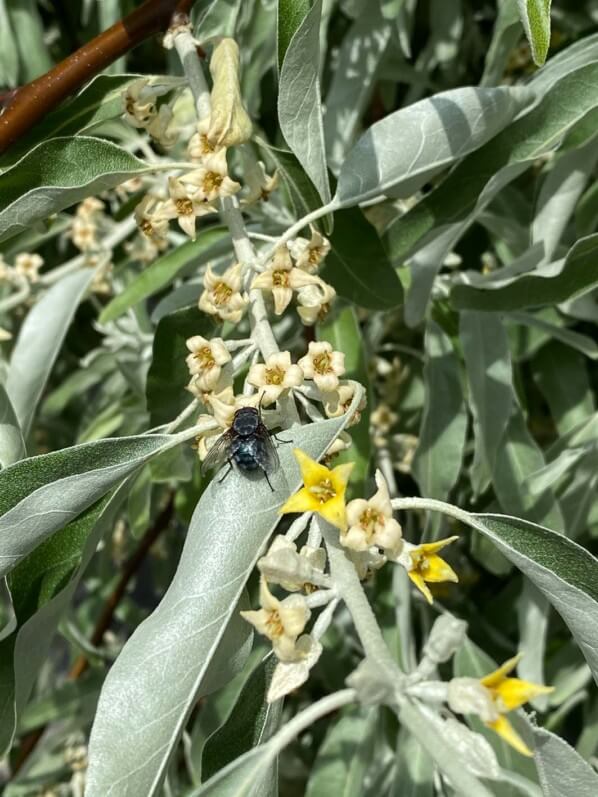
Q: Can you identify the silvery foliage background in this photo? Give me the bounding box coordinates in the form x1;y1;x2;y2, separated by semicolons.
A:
0;0;598;795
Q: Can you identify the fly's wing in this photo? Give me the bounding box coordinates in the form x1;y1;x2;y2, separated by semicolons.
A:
260;426;280;474
200;429;233;476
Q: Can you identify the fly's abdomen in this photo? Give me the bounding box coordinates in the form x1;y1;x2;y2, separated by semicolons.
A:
232;438;261;471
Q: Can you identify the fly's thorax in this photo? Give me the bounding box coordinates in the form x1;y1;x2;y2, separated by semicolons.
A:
232;406;260;436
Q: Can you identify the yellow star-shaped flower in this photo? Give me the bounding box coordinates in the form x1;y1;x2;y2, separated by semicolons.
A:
481;654;554;756
404;536;459;604
280;448;354;531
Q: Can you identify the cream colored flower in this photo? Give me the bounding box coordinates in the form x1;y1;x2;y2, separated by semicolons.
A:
324;382;366;427
267;635;322;702
15;253;43;283
298;341;345;393
242;160;278;205
348;547;387;581
207;38;253;148
240;577;311;662
204;385;260;429
71;218;98;252
252;247;319;316
0;326;12;341
134;194;170;243
188;117;223;161
147;104;179;148
296;280;336;325
342;470;403;556
180;150;241;203
371;403;398;446
154;176;217;240
288;227;331;273
124;234;167;264
122;78;161;127
198;263;248;323
185;335;231;391
85;254;113;295
324;431;352;459
258;536;327;592
247;351;304;406
76;197;105;220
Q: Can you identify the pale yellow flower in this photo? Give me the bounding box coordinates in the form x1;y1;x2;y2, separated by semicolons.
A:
324;382;366;427
280;448;353;532
76;197;105;220
147;104;179;148
154;176;216;240
71;218;98;252
134;194;170;243
15;253;43;283
242;160;278;205
257;535;327;592
247;351;304;405
198;263;248;323
240;577;311;662
122;78;160;127
288;227;331;273
296;280;336;325
185;335;231;391
298;341;345;393
396;537;459;604
204;385;260;429
343;470;403;556
188;117;223;162
180;150;241;203
252;247;319;316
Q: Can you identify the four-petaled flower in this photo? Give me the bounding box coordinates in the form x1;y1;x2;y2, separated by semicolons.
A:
240;577;311;662
247;351;304;405
134;194;170;244
258;535;327;592
295;280;336;325
15;253;43;283
198;263;248;323
324;381;366;427
188;117;222;161
298;341;345;393
396;536;459;604
180;150;241;203
288;227;331;273
185;335;231;392
280;448;353;531
154;176;216;240
343;470;403;556
252;247;319;316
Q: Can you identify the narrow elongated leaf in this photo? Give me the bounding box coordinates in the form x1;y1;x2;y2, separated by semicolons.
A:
334;86;531;208
278;0;331;205
385;61;598;264
0;0;18;88
277;0;311;68
481;0;521;87
394;729;434;796
6;0;52;82
412;322;467;500
517;0;552;67
0;383;26;468
6;269;94;437
85;405;361;797
533;724;598;796
321;207;403;309
451;234;598;312
0;137;150;243
99;227;230;323
0;433;186;577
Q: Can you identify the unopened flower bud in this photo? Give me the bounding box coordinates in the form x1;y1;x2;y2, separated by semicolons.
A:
208;38;252;147
423;614;467;664
447;677;498;723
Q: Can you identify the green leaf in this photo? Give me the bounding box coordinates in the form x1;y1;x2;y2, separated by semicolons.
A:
0;383;26;469
277;0;311;69
481;0;521;87
412;321;467;500
0;137;150;243
99;227;231;323
321;207;403;309
6;0;52;83
333;86;531;208
385;60;598;264
533;724;598;795
6;269;95;437
85;405;361;797
0;0;19;88
278;0;331;205
517;0;552;67
393;729;435;796
146;306;217;428
0;433;186;578
451;235;598;312
305;708;377;796
533;342;595;435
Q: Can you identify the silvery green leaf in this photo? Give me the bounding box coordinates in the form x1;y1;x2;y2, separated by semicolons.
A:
0;0;18;88
533;723;598;796
0;137;150;243
85;405;360;797
412;321;467;500
0;383;26;468
6;0;52;83
524;447;591;495
517;0;552;66
385;60;598;265
460;312;513;496
323;6;392;173
394;729;434;796
532;141;598;264
278;0;331;205
305;708;377;796
481;0;521;86
277;0;311;68
512;312;598;360
442;718;501;780
451;234;598;312
334;86;532;207
532;343;595;435
0;432;185;578
6;269;94;437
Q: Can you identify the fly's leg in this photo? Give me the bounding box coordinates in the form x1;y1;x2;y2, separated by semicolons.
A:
218;461;233;484
263;468;275;492
273;434;292;444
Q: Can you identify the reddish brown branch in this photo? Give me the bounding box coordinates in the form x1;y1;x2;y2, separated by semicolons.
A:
0;0;194;155
11;495;175;775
